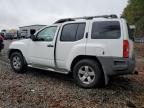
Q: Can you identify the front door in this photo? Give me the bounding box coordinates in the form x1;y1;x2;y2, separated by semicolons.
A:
28;26;58;68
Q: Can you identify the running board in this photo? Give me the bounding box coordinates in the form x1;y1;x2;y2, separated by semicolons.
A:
28;64;69;74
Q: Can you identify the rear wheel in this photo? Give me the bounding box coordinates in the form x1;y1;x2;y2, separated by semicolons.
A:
10;52;27;73
73;59;103;88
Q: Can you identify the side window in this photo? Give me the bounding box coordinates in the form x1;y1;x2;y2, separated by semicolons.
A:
76;24;86;40
127;23;134;40
37;26;57;41
60;23;85;41
91;21;121;39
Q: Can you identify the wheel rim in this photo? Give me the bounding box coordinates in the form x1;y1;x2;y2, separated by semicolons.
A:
78;66;95;85
12;56;21;70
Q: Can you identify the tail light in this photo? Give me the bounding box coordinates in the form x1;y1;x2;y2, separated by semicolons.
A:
123;40;129;58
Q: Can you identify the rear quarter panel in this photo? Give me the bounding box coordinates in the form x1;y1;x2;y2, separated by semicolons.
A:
86;19;123;57
121;19;134;58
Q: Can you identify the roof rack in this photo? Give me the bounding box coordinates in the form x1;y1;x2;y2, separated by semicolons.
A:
54;14;118;24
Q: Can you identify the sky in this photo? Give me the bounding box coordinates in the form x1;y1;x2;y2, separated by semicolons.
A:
0;0;128;30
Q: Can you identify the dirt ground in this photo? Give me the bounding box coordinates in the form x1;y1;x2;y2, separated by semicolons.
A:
0;40;144;108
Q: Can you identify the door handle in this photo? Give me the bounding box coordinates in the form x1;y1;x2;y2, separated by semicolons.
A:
47;44;54;47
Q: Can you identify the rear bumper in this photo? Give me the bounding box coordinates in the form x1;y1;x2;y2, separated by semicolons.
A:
98;56;136;76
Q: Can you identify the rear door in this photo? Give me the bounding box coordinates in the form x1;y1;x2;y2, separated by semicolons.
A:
86;19;123;57
56;22;88;69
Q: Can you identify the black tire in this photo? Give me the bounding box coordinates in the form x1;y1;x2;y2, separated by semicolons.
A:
73;59;103;88
10;52;27;73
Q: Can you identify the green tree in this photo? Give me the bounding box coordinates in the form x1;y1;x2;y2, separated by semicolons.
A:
122;0;144;37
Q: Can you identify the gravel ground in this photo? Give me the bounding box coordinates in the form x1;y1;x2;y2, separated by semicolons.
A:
0;40;144;108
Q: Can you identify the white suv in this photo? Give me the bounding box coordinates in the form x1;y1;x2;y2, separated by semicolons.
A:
8;15;135;88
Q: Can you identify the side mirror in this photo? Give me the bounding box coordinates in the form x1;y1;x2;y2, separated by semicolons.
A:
130;36;135;41
129;25;136;42
30;35;36;41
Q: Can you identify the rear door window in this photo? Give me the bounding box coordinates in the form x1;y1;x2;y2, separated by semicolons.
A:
76;23;86;40
91;21;121;39
60;23;85;41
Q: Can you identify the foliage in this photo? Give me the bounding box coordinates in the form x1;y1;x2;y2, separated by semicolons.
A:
122;0;144;37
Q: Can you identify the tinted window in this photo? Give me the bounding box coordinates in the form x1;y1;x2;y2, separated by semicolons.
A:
76;24;85;40
61;24;78;41
91;21;121;39
127;23;134;40
61;23;85;41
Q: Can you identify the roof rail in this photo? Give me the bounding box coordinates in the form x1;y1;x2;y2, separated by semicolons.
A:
54;18;75;24
54;14;118;24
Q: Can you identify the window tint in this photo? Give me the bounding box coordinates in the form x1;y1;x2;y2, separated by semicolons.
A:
61;24;78;41
37;26;57;41
60;23;85;41
76;24;86;40
91;21;121;39
127;23;134;40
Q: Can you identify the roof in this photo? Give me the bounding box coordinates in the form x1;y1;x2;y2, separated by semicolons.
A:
19;24;47;28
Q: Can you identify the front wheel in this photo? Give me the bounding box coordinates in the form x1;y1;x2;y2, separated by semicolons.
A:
73;59;103;88
10;52;27;73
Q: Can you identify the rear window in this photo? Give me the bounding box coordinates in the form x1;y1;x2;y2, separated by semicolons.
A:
91;21;121;39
